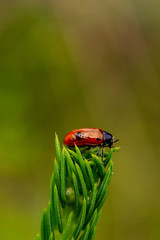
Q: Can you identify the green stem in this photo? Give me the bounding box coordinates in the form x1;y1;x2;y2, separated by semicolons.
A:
37;134;119;240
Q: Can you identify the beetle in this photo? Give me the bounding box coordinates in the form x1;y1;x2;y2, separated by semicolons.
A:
63;128;119;163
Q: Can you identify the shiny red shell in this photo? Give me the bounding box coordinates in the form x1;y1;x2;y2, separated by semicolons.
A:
63;128;104;147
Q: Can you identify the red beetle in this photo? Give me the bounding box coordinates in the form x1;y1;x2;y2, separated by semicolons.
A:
64;128;119;162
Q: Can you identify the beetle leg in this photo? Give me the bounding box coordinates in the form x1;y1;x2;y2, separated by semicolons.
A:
81;146;91;154
101;145;105;164
96;146;101;156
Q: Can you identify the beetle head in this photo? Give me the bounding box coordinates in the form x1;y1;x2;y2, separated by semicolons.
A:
103;131;119;148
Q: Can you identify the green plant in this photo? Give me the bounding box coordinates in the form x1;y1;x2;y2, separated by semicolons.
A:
36;134;119;240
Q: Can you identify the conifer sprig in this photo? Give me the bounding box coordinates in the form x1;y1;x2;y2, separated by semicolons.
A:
37;133;119;240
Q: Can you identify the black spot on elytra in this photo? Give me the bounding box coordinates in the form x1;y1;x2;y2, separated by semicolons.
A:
76;132;82;140
97;137;101;141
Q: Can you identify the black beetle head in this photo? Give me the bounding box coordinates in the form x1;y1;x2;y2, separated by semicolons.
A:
102;131;119;148
102;131;113;148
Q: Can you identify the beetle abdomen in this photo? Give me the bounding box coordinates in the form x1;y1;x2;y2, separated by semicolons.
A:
64;128;103;147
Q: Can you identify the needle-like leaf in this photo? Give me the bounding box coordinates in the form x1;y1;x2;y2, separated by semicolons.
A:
36;134;119;240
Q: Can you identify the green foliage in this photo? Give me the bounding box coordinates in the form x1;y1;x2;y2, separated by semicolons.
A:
37;134;119;240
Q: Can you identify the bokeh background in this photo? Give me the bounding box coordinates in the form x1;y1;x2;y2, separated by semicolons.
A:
0;1;160;240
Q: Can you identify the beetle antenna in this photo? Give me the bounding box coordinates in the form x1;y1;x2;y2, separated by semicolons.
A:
113;139;119;143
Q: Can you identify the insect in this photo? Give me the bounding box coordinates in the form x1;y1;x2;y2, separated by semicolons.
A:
64;128;119;163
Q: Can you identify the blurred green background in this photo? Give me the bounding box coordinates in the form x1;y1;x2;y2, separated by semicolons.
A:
0;1;160;240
